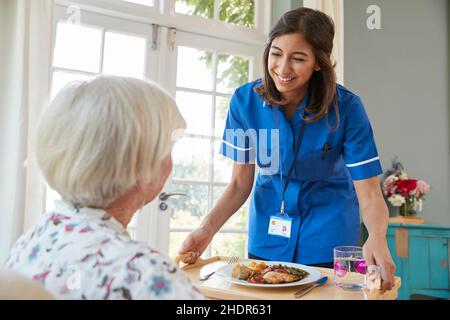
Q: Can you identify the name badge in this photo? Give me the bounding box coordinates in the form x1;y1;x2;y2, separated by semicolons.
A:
268;214;292;238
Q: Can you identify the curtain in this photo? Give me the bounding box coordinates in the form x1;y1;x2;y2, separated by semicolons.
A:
0;0;54;262
303;0;344;84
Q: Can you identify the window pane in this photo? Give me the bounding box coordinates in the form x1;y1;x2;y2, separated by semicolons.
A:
176;91;212;136
213;141;232;183
172;137;210;180
122;0;155;6
219;0;255;28
169;232;189;259
216;53;249;94
51;71;94;99
170;184;208;228
176;47;213;91
175;0;214;19
215;95;230;137
103;32;146;79
53;22;102;73
211;233;246;257
213;186;247;229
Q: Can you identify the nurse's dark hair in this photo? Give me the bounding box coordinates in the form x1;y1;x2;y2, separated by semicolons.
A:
255;7;339;128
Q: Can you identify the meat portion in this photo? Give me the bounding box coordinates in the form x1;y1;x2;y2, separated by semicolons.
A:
262;271;300;284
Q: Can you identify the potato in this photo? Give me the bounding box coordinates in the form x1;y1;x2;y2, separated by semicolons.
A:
231;264;252;280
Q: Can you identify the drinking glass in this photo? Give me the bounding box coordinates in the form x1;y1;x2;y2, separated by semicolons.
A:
333;246;366;290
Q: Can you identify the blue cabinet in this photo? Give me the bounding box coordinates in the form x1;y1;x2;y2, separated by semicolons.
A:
386;223;450;300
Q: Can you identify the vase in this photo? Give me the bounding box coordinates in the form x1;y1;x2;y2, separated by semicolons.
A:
399;197;417;217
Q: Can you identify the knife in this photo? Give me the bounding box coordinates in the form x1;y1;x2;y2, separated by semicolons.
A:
294;276;328;298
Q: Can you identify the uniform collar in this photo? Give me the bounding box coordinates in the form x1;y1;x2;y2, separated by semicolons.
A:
262;89;310;111
262;100;269;108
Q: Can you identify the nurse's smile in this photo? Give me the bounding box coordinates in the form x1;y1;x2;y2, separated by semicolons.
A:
274;73;296;84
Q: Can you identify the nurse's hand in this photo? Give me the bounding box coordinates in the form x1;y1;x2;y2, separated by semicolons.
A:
362;234;396;293
178;227;214;264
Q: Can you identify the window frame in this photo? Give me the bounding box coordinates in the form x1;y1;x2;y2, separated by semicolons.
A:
55;0;271;46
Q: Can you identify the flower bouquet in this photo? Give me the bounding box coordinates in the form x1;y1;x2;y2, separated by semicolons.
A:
382;158;431;217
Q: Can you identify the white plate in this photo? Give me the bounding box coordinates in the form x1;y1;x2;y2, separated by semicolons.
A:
215;261;322;288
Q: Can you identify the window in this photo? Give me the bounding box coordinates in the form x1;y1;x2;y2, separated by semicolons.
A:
163;31;261;259
48;7;154;237
50;18;148;98
48;1;264;257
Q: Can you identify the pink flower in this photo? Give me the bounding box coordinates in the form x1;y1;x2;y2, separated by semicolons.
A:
383;175;398;196
415;180;431;197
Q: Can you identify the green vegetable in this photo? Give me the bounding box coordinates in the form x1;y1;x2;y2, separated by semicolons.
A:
278;264;309;277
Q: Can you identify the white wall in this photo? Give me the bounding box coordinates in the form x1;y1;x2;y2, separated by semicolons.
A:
344;0;449;226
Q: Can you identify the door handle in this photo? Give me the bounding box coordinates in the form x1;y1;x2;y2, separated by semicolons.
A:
158;192;187;211
158;192;187;201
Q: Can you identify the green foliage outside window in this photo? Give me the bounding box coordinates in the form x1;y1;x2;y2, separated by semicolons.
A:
176;0;255;28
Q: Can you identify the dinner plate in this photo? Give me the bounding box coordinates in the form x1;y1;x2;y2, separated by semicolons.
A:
215;261;322;288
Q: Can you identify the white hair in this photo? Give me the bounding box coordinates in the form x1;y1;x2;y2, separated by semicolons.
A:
36;75;186;208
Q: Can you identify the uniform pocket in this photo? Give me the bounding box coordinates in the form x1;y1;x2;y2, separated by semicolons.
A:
295;144;340;181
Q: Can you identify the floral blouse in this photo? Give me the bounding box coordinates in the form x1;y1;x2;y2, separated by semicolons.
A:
5;200;204;300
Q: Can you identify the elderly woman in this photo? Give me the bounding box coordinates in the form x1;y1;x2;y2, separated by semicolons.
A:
5;76;203;300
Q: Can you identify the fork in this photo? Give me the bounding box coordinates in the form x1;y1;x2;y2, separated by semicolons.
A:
199;256;239;281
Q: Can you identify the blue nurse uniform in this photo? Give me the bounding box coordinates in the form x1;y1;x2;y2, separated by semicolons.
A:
219;79;383;265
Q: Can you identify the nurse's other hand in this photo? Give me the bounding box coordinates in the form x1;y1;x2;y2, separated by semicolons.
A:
178;227;214;264
362;234;396;293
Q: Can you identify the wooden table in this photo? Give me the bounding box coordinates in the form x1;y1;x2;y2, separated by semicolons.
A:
180;256;401;300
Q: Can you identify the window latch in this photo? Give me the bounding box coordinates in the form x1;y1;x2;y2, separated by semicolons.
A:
151;24;159;50
169;27;177;51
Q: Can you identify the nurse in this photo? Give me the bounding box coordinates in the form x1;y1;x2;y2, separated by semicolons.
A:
179;7;396;291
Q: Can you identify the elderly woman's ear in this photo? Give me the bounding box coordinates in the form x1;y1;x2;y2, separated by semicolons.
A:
135;178;160;203
102;155;173;227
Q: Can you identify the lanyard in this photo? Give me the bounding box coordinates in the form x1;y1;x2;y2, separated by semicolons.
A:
272;99;308;214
